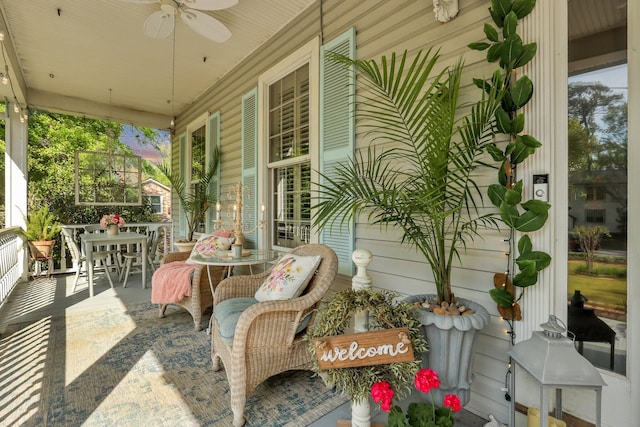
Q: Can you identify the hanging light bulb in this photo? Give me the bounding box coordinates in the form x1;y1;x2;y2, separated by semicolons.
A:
13;102;19;113
170;117;175;126
22;110;28;119
1;74;8;85
19;115;24;123
0;31;4;41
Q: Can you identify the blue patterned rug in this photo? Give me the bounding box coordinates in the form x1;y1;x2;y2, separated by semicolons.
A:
0;301;348;426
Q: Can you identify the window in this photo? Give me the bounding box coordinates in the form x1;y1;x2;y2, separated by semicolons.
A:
144;194;163;214
585;185;605;201
567;0;627;374
268;64;311;249
258;38;319;251
75;151;142;206
585;208;606;224
185;117;207;235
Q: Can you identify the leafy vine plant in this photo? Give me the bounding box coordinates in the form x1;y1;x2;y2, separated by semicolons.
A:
469;0;551;331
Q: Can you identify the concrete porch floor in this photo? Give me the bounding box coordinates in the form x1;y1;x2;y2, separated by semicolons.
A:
0;270;490;427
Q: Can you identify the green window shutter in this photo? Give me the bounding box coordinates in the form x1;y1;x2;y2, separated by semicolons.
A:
207;112;221;232
177;132;187;239
320;28;356;276
242;87;258;249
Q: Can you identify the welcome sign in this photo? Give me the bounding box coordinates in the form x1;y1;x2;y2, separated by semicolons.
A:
314;328;415;369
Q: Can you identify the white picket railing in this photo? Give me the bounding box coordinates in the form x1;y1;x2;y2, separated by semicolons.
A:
0;227;27;306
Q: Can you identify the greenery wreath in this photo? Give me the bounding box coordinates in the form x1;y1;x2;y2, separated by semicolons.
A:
306;289;428;403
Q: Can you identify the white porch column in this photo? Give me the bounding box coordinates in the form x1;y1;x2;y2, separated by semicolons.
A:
516;0;568;344
4;102;28;281
4;102;28;228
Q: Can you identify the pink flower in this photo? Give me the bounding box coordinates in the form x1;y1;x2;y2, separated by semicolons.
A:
371;381;394;412
414;368;440;393
443;394;462;412
100;214;126;228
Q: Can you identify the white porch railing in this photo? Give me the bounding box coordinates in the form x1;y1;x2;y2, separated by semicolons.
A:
0;227;26;306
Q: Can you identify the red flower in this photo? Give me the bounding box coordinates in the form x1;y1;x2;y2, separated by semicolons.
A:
443;394;462;412
371;381;394;412
414;368;440;393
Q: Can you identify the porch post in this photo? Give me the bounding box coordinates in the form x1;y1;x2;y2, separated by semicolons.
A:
516;0;568;346
4;102;28;280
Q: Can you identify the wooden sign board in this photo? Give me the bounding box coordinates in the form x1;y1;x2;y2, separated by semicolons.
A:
314;328;415;370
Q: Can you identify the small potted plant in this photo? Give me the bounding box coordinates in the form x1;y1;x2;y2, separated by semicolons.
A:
158;146;221;251
21;206;63;260
100;213;126;235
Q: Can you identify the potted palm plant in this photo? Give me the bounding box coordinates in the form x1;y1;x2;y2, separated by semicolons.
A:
21;206;63;261
313;48;497;406
158;146;221;251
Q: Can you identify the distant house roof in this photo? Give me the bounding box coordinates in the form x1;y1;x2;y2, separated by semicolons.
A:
142;178;170;192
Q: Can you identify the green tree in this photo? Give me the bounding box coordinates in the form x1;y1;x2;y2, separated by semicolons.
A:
24;109;163;224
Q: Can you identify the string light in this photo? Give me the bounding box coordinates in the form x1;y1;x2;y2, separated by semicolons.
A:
0;30;28;120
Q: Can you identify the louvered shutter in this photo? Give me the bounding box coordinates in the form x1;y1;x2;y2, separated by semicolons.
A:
207;112;221;232
177;132;187;239
242;88;258;249
320;28;356;275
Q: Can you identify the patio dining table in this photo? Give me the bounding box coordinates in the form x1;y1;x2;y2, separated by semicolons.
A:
80;231;148;297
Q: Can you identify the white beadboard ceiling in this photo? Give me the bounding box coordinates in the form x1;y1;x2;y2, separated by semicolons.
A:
0;0;316;128
0;0;627;129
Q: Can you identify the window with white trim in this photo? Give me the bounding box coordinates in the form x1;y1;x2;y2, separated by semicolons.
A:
144;194;163;214
186;115;208;235
259;38;319;251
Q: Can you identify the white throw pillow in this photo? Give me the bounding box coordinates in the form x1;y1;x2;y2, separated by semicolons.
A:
189;234;234;259
254;254;322;302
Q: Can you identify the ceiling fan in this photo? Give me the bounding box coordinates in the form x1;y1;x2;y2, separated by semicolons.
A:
122;0;237;43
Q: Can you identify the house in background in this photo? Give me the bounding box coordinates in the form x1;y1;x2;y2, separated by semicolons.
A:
142;178;171;223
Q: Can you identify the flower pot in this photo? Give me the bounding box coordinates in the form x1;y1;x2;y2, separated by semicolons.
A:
106;224;120;235
174;241;196;252
28;240;55;260
404;294;489;407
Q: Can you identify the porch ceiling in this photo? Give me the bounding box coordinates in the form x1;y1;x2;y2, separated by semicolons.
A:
0;0;627;130
0;0;315;129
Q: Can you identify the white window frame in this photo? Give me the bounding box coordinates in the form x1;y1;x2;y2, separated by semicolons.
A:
144;194;163;214
257;37;320;251
184;112;209;235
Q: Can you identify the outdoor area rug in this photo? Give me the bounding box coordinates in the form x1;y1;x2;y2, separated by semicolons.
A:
0;300;348;427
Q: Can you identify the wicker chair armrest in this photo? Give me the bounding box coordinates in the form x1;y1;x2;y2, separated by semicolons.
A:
161;251;190;265
232;297;317;349
214;270;271;304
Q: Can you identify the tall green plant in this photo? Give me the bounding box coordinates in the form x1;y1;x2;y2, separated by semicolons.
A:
158;146;221;242
469;0;551;320
313;49;501;305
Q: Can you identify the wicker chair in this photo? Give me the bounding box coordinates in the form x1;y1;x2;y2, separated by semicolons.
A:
156;251;227;331
210;243;338;427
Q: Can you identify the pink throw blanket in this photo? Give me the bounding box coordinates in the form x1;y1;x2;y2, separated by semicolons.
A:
151;261;197;304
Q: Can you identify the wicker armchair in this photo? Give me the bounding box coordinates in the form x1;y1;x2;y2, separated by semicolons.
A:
157;251;227;331
210;243;338;427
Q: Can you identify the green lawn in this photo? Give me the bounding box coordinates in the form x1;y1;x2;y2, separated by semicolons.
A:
567;261;627;311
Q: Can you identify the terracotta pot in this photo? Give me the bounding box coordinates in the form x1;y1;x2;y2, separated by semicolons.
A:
28;240;55;260
404;294;489;407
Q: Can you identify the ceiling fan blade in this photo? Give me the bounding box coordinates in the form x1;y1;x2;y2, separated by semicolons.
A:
178;0;238;11
144;10;176;39
179;8;231;42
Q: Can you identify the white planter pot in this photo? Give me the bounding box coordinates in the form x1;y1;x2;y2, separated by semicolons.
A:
404;294;489;407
